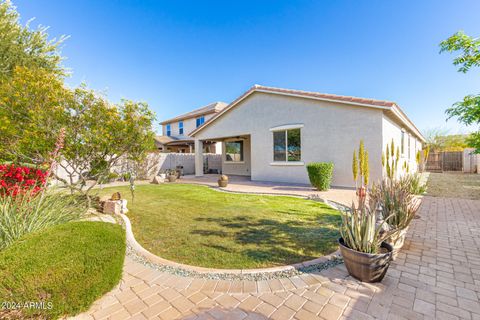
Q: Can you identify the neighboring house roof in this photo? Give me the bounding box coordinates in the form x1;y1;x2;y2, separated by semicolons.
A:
154;135;195;147
190;85;426;142
154;135;175;145
159;101;228;125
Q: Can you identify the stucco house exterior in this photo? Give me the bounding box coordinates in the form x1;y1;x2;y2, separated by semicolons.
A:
191;85;425;188
156;101;227;153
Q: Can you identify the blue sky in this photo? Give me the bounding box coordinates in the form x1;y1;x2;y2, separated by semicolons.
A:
14;0;480;134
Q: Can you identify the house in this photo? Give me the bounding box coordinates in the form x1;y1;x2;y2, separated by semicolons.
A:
191;85;425;188
156;101;227;153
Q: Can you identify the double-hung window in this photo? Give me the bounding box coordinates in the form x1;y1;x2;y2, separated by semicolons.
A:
179;121;184;135
196;116;205;128
166;124;171;136
272;127;302;162
225;140;244;162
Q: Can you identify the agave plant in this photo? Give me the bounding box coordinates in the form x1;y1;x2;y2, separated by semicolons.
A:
370;177;421;231
340;197;396;254
0;189;86;250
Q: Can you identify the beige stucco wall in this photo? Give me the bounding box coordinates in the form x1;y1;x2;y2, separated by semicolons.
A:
382;115;422;175
195;92;387;188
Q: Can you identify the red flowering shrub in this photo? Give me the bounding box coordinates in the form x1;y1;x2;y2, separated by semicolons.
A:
0;164;48;197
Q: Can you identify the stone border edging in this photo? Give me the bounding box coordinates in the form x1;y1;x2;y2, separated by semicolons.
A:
120;213;341;277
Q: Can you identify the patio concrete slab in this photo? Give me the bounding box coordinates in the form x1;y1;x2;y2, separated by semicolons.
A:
179;174;357;206
71;196;480;320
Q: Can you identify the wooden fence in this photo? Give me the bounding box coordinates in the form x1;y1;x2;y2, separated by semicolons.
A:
425;151;464;172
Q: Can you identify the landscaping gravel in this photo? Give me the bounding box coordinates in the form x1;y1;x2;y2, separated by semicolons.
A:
126;245;343;281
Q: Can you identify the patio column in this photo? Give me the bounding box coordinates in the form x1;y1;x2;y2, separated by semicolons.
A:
195;139;204;177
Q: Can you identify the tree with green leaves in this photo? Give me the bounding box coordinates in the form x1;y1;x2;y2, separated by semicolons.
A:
0;0;66;80
440;31;480;153
56;87;155;203
0;66;69;162
0;1;157;205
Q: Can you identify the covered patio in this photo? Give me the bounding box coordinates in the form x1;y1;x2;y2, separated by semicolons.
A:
179;174;356;206
195;135;251;178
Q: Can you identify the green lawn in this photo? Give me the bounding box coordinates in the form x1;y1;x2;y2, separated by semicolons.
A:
0;221;125;320
99;184;340;269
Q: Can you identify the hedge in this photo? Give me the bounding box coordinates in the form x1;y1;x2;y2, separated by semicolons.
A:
306;162;334;191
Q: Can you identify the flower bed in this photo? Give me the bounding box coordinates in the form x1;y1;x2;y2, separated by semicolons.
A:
0;164;47;196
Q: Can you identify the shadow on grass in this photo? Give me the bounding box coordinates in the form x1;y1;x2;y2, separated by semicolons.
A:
191;215;340;265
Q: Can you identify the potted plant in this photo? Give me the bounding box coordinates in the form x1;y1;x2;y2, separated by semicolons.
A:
339;196;396;283
218;175;228;187
370;176;421;259
167;169;177;182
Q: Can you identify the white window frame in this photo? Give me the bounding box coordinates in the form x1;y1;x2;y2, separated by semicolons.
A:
179;121;184;135
196;116;205;128
166;123;171;136
270;124;304;166
224;140;244;163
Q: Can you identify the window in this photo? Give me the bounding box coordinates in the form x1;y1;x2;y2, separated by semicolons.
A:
225;140;244;162
273;128;301;162
166;124;171;136
401;131;405;156
408;134;411;159
196;116;205;128
179;121;184;135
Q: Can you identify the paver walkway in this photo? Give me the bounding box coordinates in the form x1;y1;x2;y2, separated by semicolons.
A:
74;197;480;320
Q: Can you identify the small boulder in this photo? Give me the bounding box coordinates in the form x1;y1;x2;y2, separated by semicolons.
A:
152;176;164;184
103;200;121;215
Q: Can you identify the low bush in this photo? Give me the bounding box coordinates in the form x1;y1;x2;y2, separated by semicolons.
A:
407;173;427;195
0;222;126;319
306;162;334;191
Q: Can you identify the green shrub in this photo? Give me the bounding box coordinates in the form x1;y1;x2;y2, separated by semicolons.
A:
0;222;126;319
407;173;427;195
0;190;86;249
306;162;334;191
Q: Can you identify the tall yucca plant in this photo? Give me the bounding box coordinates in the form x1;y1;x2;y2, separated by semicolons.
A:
352;140;370;191
0;189;86;249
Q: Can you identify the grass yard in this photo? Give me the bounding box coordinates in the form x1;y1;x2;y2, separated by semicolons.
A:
99;184;341;269
0;222;125;319
426;172;480;199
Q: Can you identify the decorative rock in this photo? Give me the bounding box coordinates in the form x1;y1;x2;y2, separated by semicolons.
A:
152;176;164;184
103;200;121;215
103;199;128;215
110;192;121;200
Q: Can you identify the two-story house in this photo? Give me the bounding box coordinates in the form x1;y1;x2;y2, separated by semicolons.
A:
155;101;227;153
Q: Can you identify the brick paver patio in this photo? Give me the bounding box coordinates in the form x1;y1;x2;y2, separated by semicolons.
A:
73;196;480;320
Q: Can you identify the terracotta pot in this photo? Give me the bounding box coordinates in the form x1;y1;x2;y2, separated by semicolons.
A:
218;180;228;187
338;238;393;283
387;227;408;260
168;175;177;182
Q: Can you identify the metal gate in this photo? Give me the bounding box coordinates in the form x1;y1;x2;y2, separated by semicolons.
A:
425;151;463;172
